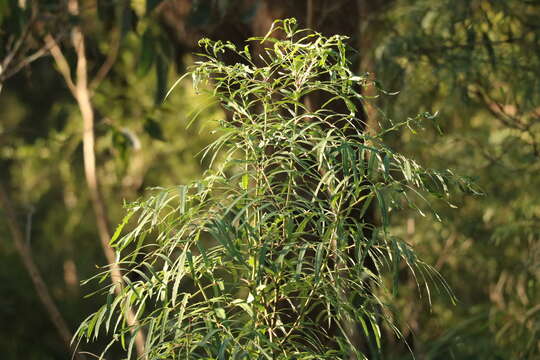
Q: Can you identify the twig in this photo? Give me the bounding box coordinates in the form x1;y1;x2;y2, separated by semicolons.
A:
0;16;36;72
90;25;121;90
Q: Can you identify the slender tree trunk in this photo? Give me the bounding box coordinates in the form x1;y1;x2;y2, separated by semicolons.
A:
44;0;147;356
0;181;86;360
72;34;147;359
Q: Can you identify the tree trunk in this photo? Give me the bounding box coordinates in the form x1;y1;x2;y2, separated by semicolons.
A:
44;0;148;356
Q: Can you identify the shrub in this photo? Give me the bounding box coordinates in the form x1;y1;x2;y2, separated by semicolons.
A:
76;19;475;359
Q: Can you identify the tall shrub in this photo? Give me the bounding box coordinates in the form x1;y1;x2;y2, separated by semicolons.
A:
76;19;474;359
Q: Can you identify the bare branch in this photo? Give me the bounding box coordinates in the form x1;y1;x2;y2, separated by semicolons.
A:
90;26;121;90
1;42;54;81
45;34;77;95
0;16;36;72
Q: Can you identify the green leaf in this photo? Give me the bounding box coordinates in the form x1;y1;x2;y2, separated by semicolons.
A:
314;243;324;282
236;302;253;317
178;185;187;214
373;185;389;229
110;211;134;246
214;307;226;319
241;173;249;190
137;30;155;77
86;311;99;338
218;337;231;360
144;117;165;141
403;158;412;182
155;54;169;105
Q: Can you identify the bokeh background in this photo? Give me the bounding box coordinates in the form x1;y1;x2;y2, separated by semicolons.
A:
1;1;539;358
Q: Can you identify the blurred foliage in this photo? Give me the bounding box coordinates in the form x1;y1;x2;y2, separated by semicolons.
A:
373;0;540;358
0;1;221;358
0;0;539;359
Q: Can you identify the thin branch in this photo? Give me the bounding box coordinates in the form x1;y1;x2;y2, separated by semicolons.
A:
472;88;526;131
45;33;77;95
0;16;36;72
0;181;86;360
1;42;55;81
90;26;121;90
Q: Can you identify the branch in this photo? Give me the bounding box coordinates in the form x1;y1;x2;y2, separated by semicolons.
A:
90;26;121;90
1;41;55;82
0;16;36;73
0;181;86;360
472;88;526;131
45;34;77;95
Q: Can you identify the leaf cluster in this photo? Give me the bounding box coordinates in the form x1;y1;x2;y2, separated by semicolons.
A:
76;19;474;359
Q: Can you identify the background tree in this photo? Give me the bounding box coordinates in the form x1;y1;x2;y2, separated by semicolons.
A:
372;0;540;357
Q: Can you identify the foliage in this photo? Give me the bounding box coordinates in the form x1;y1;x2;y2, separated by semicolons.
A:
2;0;539;359
76;19;474;359
373;0;540;358
0;1;219;358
